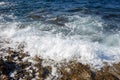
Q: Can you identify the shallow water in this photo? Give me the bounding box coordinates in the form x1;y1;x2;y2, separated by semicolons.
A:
0;0;120;69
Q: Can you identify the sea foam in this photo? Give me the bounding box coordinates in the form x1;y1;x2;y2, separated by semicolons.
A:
0;14;120;69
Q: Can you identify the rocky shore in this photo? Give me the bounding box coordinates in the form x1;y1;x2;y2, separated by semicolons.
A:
0;47;120;80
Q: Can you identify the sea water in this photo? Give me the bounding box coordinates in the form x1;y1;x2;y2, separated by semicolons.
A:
0;0;120;69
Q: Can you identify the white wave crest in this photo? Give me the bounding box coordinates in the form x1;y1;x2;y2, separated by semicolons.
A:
0;14;120;69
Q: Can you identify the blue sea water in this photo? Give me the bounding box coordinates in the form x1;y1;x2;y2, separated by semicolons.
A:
1;0;120;18
0;0;120;32
0;0;120;68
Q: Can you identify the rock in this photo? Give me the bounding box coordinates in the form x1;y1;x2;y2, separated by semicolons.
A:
1;45;120;80
108;63;120;79
0;59;16;75
58;61;92;80
0;75;9;80
28;14;44;19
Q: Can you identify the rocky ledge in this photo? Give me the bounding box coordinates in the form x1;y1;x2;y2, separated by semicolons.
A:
0;47;120;80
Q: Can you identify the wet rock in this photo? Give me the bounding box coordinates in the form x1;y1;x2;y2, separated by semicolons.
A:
34;57;52;79
94;64;119;80
28;14;44;20
0;59;16;75
1;45;120;80
108;63;120;79
0;75;9;80
58;61;92;80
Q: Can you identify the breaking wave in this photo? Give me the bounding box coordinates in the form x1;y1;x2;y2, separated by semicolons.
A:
0;13;120;69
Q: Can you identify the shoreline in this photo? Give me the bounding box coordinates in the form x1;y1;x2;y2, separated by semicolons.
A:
0;48;120;80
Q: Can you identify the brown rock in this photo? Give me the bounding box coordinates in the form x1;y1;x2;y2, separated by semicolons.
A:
58;61;92;80
0;75;9;80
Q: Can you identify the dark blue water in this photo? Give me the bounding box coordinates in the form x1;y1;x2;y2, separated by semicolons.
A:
1;0;120;18
1;0;120;28
0;0;120;38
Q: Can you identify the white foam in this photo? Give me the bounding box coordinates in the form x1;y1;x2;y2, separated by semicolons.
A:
0;14;120;69
0;1;16;10
0;1;11;8
0;2;6;6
